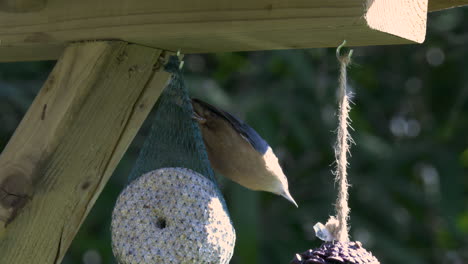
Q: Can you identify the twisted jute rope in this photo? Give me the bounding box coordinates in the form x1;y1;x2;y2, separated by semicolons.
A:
324;41;354;242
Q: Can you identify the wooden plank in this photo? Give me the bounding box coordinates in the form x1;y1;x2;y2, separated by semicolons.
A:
429;0;468;11
0;43;64;62
0;41;172;263
0;0;47;12
365;0;427;44
0;0;429;62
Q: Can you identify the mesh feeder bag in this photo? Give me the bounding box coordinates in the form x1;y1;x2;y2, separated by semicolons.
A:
111;56;236;264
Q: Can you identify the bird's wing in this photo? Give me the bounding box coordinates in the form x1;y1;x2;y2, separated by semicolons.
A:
192;99;269;154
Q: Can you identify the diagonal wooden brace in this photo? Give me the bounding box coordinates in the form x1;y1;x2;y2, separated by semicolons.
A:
0;41;172;263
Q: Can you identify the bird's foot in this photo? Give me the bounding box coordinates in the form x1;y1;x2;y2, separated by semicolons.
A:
192;113;207;124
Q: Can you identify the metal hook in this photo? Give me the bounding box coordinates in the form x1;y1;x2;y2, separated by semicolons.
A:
336;40;353;60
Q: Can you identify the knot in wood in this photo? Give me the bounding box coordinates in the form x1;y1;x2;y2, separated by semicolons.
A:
0;172;33;225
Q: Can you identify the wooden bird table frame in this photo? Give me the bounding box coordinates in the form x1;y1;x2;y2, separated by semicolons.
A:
0;0;466;263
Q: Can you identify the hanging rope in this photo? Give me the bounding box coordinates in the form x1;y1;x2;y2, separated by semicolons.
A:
332;41;354;242
317;41;354;242
293;42;381;264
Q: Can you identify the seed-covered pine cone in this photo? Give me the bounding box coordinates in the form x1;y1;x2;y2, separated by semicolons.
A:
290;241;380;264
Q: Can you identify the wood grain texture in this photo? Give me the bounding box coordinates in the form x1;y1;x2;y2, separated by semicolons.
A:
0;41;171;263
429;0;468;11
0;0;47;12
366;0;428;43
0;0;432;62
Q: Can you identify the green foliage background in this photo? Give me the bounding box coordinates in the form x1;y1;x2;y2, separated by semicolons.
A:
1;8;467;264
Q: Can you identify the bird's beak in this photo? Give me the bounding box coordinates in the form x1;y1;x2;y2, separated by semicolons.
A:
281;190;298;208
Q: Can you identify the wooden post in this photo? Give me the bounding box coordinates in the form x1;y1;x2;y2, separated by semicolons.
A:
0;41;171;263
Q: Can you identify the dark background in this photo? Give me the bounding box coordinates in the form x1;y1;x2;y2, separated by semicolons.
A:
1;8;467;264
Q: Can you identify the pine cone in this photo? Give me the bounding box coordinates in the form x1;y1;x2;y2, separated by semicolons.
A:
290;241;380;264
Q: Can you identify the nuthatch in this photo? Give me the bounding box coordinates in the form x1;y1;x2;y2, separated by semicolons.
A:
191;98;298;207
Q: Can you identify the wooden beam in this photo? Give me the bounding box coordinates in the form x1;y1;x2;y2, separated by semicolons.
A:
0;41;171;263
0;0;47;12
365;0;427;45
429;0;468;11
0;0;430;62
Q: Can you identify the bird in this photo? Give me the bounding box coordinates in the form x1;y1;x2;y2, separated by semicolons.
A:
191;98;298;207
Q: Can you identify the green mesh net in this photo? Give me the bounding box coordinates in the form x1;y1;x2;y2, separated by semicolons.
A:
111;55;236;264
128;55;216;184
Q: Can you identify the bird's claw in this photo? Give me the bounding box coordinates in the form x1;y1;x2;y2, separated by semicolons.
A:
192;113;207;124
